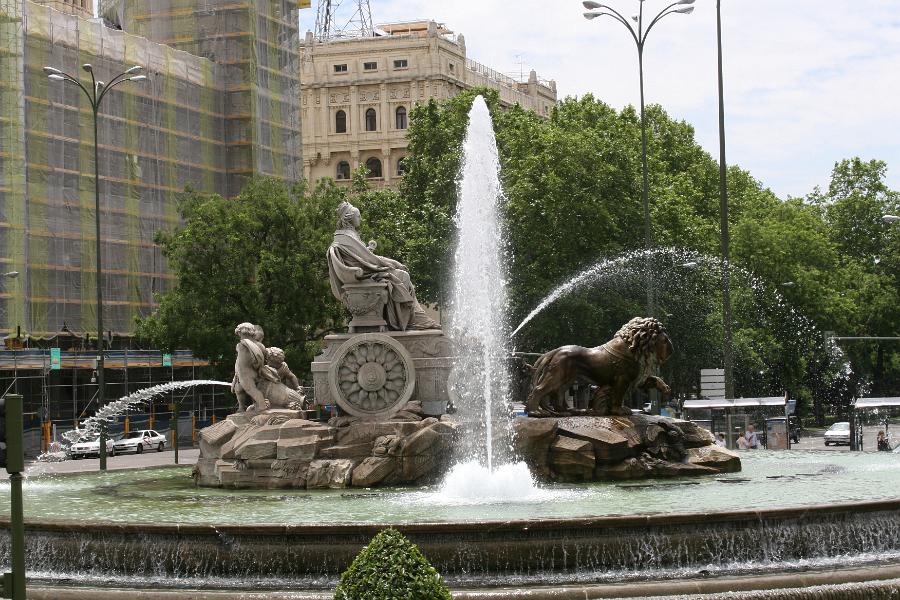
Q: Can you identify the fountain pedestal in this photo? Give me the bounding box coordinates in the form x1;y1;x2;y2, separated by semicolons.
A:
194;406;458;489
514;414;740;481
312;329;453;418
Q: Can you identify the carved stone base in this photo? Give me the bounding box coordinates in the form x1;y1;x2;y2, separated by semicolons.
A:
194;405;458;489
514;414;741;481
312;329;452;419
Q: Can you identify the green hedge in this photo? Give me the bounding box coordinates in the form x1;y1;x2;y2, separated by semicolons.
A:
334;528;452;600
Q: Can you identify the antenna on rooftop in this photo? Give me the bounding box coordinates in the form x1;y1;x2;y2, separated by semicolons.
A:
314;0;374;41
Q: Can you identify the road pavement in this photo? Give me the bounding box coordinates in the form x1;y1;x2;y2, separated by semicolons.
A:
2;448;200;480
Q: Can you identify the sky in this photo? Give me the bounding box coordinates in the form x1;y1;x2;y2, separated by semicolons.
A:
298;0;900;200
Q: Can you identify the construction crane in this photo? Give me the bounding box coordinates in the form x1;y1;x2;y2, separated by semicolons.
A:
314;0;374;41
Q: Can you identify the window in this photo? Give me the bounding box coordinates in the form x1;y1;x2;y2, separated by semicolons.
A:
335;110;347;133
395;106;407;130
393;58;408;69
365;157;382;179
336;161;351;180
365;108;377;132
333;63;348;73
396;157;408;177
449;62;455;73
363;61;378;71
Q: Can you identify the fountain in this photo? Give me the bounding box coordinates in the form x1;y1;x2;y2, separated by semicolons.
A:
2;97;899;597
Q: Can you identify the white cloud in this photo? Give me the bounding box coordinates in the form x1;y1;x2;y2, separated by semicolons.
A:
305;0;900;199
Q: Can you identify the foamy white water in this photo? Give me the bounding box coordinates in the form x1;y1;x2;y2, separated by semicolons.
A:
434;461;562;504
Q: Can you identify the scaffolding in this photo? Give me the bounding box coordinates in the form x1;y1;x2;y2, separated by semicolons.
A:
0;0;305;339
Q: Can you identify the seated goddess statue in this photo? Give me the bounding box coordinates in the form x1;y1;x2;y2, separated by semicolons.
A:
327;201;438;331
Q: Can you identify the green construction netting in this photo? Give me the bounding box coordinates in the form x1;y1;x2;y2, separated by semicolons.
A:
0;0;303;339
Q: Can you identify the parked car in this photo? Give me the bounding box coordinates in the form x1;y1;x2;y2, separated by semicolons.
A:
69;436;116;459
113;430;167;454
824;422;851;446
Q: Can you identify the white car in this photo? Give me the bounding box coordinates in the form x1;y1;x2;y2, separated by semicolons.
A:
69;436;116;459
824;422;851;446
114;430;167;454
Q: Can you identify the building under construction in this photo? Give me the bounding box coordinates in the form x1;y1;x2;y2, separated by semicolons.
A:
0;0;308;451
0;0;306;340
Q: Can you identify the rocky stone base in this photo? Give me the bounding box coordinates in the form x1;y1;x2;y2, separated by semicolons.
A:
514;414;740;481
194;401;457;489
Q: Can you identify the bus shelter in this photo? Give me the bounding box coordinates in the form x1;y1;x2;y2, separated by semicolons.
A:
850;397;900;451
682;396;789;450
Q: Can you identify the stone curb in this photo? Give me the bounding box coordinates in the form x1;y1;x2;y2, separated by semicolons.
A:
23;565;900;600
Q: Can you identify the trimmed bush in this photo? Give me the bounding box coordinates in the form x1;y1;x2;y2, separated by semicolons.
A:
334;528;452;600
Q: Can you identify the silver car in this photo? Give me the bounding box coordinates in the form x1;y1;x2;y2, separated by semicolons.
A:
824;422;851;446
69;436;116;459
113;429;167;454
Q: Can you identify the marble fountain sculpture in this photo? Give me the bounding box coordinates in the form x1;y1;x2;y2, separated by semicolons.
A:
194;197;737;490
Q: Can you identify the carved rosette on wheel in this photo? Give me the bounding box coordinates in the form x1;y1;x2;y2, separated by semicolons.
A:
328;333;416;419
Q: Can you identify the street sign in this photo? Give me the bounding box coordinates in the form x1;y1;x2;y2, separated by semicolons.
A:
700;368;726;399
162;353;172;367
49;348;61;370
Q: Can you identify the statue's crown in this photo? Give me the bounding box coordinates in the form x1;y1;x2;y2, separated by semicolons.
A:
336;201;351;218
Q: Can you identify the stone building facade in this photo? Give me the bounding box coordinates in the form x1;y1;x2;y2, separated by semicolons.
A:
300;20;557;187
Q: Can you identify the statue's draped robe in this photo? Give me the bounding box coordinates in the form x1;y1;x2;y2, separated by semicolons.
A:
328;228;437;331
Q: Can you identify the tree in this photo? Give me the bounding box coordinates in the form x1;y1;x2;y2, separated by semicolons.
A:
135;177;345;379
811;158;900;400
397;92;891;418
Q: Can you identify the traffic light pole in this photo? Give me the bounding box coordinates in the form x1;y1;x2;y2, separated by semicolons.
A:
2;394;26;600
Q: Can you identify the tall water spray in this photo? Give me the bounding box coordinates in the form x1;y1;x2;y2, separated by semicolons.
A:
446;96;511;471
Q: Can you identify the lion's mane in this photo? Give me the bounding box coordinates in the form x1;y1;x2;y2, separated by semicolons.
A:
615;317;667;387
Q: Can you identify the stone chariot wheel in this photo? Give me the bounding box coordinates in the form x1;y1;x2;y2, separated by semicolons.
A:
328;333;416;419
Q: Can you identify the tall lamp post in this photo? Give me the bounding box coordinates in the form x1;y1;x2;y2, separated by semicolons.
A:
583;0;695;314
44;63;147;471
716;0;734;399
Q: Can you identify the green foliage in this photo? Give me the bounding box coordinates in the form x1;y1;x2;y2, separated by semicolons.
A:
135;177;346;379
333;528;451;600
396;92;900;421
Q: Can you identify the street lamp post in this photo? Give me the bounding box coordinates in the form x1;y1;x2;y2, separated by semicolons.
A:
45;63;147;471
716;0;734;399
583;0;695;314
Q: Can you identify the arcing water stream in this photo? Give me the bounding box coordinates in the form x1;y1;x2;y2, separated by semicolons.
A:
57;380;230;449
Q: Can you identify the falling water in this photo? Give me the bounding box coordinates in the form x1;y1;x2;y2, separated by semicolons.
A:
58;380;230;449
446;96;511;472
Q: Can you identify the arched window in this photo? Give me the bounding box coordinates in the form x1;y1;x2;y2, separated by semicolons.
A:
395;106;407;130
336;161;350;180
396;156;408;177
365;108;377;132
335;110;347;133
365;157;382;178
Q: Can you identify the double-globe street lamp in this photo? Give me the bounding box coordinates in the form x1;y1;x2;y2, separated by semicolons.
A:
44;63;147;471
583;0;695;314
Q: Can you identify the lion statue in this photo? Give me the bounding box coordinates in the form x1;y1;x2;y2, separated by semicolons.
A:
525;317;674;417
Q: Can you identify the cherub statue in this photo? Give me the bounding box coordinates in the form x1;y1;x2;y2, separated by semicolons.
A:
232;322;267;412
232;323;305;413
265;346;302;392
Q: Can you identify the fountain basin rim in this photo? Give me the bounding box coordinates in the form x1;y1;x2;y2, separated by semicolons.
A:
5;497;900;534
